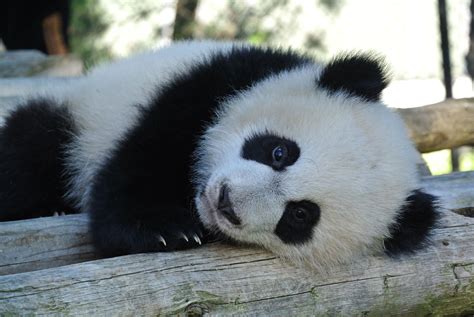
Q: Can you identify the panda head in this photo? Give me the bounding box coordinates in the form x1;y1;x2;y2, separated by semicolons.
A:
194;53;439;269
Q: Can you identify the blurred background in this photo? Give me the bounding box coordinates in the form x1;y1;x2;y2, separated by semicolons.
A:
1;0;473;175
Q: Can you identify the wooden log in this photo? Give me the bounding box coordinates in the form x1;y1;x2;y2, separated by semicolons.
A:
0;172;473;315
421;170;474;211
396;98;474;153
0;212;472;315
1;171;472;277
0;215;96;276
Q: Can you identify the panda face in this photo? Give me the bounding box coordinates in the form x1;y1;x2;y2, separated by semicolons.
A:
239;132;323;246
194;58;434;269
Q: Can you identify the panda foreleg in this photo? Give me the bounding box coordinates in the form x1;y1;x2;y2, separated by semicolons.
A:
85;144;205;256
0;99;77;221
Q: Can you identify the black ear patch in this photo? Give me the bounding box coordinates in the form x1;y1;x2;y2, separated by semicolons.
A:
384;190;440;256
318;53;389;101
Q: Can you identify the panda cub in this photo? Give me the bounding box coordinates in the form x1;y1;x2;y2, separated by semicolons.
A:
0;41;439;268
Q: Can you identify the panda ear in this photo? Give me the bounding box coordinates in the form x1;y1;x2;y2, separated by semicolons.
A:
383;190;440;256
317;53;390;102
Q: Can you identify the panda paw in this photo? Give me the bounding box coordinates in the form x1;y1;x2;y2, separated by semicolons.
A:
90;209;207;257
151;220;205;252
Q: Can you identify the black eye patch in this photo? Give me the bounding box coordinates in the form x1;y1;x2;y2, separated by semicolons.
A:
275;200;321;245
241;133;300;171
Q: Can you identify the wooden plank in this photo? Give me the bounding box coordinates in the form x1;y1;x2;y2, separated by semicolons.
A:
0;172;473;315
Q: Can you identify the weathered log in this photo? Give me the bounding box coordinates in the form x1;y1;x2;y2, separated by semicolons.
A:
396;98;474;153
0;215;96;276
0;172;473;315
0;212;472;315
1;171;472;277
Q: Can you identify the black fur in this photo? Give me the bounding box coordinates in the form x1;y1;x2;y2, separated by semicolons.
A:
384;190;440;256
318;54;389;102
275;200;321;244
241;133;301;171
0;99;77;221
89;46;310;256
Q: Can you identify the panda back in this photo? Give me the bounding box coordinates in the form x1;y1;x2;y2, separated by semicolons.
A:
64;41;236;208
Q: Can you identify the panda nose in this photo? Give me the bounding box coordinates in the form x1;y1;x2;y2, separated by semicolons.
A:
217;184;241;225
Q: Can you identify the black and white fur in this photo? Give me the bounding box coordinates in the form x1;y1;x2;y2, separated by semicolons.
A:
0;41;439;268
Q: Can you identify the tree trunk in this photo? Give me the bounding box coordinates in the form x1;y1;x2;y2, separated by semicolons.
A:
173;0;199;40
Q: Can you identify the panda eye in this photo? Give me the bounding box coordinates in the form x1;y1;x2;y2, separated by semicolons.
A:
291;207;309;223
275;200;321;244
241;133;300;171
272;145;287;164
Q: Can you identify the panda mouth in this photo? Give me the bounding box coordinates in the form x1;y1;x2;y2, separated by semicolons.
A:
217;207;241;226
212;199;242;228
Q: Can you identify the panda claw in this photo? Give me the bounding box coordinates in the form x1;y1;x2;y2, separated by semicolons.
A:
193;234;202;245
181;232;189;242
157;235;167;247
53;211;59;217
60;211;66;216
